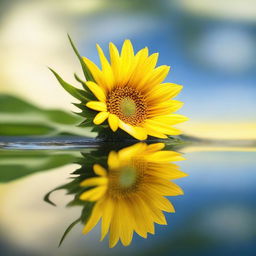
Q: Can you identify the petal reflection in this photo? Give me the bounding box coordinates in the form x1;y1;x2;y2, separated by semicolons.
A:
79;143;187;247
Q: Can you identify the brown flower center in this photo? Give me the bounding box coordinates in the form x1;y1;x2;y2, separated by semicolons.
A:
106;86;147;126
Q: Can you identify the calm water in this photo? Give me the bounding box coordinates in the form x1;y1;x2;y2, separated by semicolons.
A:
0;138;255;256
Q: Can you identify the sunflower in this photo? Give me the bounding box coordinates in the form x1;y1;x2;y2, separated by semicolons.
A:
79;143;187;247
82;40;188;140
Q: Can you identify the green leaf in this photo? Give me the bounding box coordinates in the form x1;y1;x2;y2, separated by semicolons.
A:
0;124;55;136
58;201;95;247
43;185;66;206
67;34;95;82
59;218;81;247
81;201;95;223
49;68;88;102
0;94;93;137
74;73;97;101
0;151;79;182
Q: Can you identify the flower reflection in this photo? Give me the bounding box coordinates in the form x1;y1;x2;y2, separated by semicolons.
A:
46;142;187;248
80;143;187;247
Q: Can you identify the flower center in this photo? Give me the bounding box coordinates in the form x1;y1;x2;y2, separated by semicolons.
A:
120;98;136;117
106;86;147;125
119;166;137;188
108;159;147;198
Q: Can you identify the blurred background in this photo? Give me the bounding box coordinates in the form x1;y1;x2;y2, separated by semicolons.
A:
0;0;256;139
0;2;256;255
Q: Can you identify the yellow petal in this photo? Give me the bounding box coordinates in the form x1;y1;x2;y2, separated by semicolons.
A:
146;151;185;162
137;65;170;91
147;164;188;179
129;51;157;88
142;123;168;139
85;81;106;102
145;65;170;87
109;42;120;83
139;192;167;225
96;44;111;71
108;151;120;169
82;57;105;88
80;186;107;201
143;192;175;213
145;143;165;152
86;101;107;112
93;164;107;176
93;112;109;125
144;119;182;135
145;83;183;103
121;39;134;67
157;197;175;213
119;120;147;140
108;113;119;132
82;201;102;234
118;39;135;86
119;200;134;246
133;195;155;235
128;196;148;238
96;44;114;91
147;180;184;196
151;114;189;125
118;143;146;161
80;177;108;187
109;204;120;248
161;83;183;98
101;197;114;241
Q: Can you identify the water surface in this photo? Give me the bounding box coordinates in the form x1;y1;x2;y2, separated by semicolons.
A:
0;138;255;256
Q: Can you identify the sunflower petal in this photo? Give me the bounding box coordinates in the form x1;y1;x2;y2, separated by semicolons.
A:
101;197;114;241
138;65;170;91
119;200;134;246
146;83;183;103
146;65;170;87
93;111;109;125
118;143;146;161
82;57;105;87
108;151;120;169
93;164;107;176
85;81;106;102
108;113;119;132
82;201;102;234
118;40;135;86
80;177;107;187
145;143;165;152
143;123;168;139
151;114;189;125
129;52;158;88
109;204;120;248
86;101;107;111
144;119;182;135
146;151;185;162
80;186;107;201
119;121;147;140
109;42;120;83
96;44;114;90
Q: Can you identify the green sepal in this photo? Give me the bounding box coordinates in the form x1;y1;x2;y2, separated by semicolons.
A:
49;68;88;102
80;201;95;223
74;73;97;101
78;119;94;127
58;218;81;247
67;34;95;82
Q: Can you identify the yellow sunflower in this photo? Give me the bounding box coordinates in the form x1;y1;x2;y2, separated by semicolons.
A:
79;143;187;247
83;40;188;140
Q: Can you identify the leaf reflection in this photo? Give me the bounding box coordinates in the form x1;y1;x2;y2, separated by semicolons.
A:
46;142;188;248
